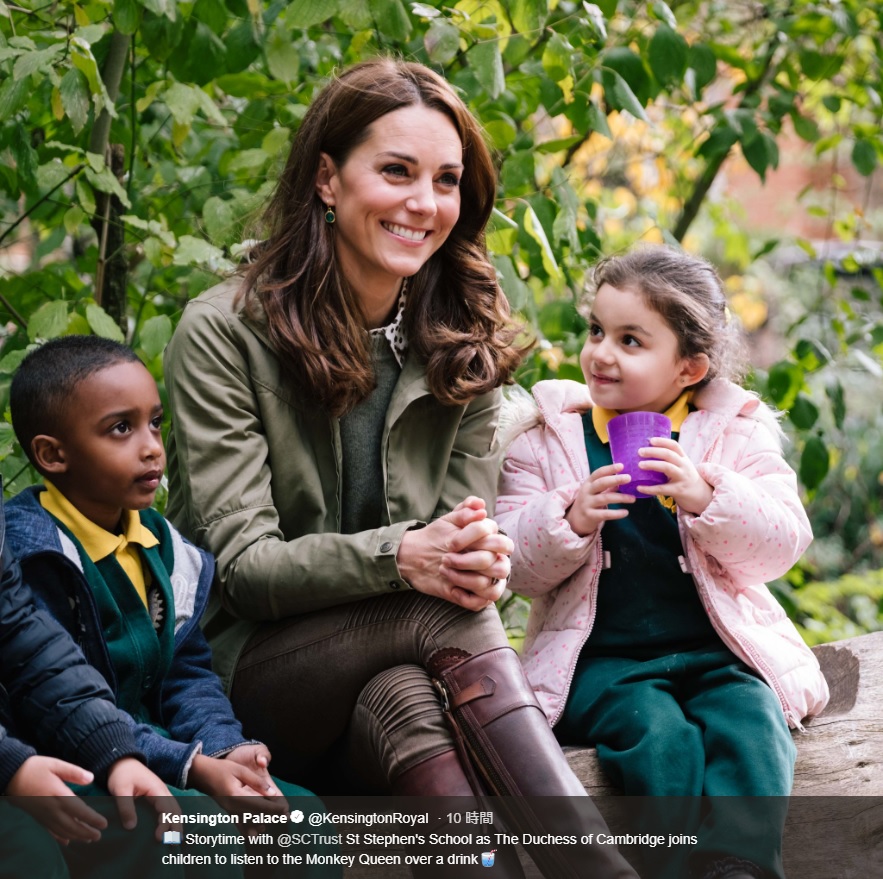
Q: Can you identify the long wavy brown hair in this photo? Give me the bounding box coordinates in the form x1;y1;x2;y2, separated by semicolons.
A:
239;58;528;416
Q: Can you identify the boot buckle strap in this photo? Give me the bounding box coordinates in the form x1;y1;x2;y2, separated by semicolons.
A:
448;675;496;711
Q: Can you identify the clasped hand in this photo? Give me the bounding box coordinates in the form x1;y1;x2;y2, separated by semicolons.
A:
397;497;513;611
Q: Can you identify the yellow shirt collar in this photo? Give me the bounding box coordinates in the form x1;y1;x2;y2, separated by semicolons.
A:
39;481;159;562
592;391;694;444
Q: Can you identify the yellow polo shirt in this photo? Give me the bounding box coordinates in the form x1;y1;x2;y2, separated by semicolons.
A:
39;481;158;608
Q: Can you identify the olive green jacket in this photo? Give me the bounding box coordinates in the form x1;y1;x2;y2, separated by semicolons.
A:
164;279;502;689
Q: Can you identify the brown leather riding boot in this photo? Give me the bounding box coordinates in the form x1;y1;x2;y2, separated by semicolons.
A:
391;749;527;878
430;645;641;879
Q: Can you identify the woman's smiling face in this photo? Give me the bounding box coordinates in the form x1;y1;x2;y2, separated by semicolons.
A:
315;103;463;300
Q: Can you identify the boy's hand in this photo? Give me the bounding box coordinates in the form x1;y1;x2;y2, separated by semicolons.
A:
224;745;280;796
106;757;180;841
6;756;106;844
565;463;635;537
189;755;288;822
637;437;713;515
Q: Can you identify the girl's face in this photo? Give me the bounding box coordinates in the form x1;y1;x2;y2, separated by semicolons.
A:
580;283;708;413
315;104;463;301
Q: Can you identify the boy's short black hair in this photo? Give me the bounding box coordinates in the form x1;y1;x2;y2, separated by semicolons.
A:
10;335;142;471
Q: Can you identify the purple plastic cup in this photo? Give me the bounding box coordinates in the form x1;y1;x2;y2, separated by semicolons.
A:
607;411;672;497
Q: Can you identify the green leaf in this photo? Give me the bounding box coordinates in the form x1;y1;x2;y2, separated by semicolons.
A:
585;99;612;139
852;139;878;177
794;339;825;371
602;47;650;105
224;19;262;74
60;68;90;134
0;348;29;375
285;0;339;29
580;3;607;40
651;0;677;28
799;436;829;491
83;164;131;209
470;38;505;98
412;3;440;18
0;164;18;198
86;303;125;342
536;135;583;154
12;44;64;80
484;117;517;151
368;0;411;42
28;300;70;341
338;0;372;29
487;208;518;255
825;380;846;430
791;112;819;143
600;67;649;121
425;19;460;65
512;0;547;33
63;205;87;235
70;36;115;118
688;43;717;92
648;24;688;86
542;32;573;83
799;49;828;80
491;254;529;310
538;300;580;338
788;394;819;430
767;361;802;409
164;82;201;126
113;0;142;35
0;76;31;121
203;195;236;246
139;315;173;359
741;132;778;182
173;235;232;271
9;123;38;191
265;25;300;84
524;205;563;284
821;95;841;113
262;126;291;157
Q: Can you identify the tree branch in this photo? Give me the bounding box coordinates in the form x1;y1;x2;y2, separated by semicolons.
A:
672;35;783;243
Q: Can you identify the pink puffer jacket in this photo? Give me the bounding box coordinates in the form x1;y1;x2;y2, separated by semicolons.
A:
496;378;829;729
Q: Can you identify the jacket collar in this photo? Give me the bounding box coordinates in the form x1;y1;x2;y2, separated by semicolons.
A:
228;281;433;419
5;486;65;560
529;378;780;462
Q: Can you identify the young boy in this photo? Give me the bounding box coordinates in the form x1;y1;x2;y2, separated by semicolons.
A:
0;487;173;876
6;336;331;876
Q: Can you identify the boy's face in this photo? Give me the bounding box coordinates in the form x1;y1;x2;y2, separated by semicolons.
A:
43;360;165;532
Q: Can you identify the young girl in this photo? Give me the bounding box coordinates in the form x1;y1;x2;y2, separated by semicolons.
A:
497;245;829;879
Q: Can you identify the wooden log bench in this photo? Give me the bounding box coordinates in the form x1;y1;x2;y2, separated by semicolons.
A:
344;632;883;877
562;631;883;878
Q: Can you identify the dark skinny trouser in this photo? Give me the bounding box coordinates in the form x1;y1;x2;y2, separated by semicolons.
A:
229;591;509;790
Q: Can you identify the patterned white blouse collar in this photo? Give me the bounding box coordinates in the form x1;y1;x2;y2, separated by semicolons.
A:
369;281;408;368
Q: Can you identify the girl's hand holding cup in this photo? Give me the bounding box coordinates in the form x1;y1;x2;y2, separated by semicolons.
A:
636;437;714;515
565;463;635;537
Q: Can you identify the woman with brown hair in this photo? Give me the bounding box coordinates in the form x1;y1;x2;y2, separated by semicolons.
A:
164;58;638;879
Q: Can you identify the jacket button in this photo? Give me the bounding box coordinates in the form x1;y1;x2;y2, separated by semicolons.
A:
379;541;393;553
388;581;401;590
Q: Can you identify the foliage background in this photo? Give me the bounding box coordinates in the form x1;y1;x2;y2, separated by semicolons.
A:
2;0;882;645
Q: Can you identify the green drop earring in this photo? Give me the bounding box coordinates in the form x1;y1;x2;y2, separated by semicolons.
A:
324;205;336;224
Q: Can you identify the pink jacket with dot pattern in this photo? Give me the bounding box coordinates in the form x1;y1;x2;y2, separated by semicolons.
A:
496;378;829;729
